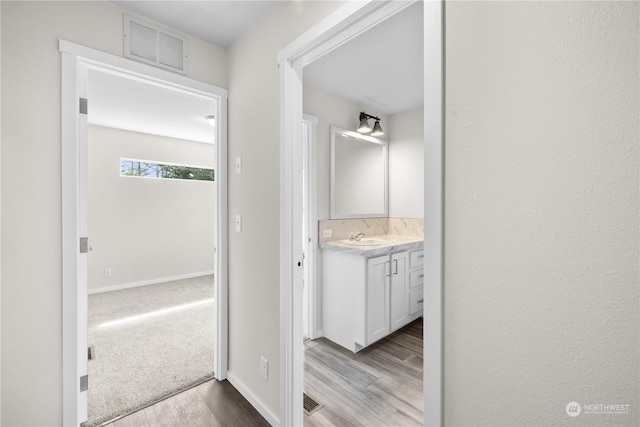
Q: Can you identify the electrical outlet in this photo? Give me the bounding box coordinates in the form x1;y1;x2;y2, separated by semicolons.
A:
322;229;332;239
104;268;112;278
260;356;269;380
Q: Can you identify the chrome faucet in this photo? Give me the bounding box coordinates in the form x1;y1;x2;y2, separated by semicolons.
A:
349;232;366;241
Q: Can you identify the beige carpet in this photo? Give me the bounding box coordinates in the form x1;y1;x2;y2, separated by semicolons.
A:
85;275;215;426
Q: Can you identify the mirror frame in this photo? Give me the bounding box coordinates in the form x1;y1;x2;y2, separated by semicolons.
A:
330;125;388;219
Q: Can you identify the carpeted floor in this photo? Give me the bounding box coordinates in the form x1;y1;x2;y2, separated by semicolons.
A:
85;275;215;426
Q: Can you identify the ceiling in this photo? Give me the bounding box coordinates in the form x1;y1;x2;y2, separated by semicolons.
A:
88;69;218;144
93;1;423;141
304;2;424;116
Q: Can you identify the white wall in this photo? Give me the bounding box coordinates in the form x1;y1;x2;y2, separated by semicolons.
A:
444;2;639;426
0;4;3;421
227;1;345;418
388;107;423;218
88;125;215;292
0;1;226;424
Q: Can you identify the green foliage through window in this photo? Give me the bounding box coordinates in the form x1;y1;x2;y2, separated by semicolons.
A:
120;159;214;181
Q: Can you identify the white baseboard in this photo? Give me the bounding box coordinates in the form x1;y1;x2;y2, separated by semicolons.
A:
88;271;214;295
309;329;323;340
227;371;280;426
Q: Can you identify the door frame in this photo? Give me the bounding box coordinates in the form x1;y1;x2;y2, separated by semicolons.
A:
60;40;229;426
302;113;320;340
278;1;443;426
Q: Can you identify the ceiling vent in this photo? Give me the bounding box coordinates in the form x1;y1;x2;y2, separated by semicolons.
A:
124;15;188;74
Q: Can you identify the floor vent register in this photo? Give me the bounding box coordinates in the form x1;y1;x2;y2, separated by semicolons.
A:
303;393;324;416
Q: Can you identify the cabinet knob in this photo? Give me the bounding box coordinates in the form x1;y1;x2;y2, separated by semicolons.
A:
418;299;424;304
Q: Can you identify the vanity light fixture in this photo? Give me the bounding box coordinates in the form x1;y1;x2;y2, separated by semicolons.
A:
205;115;216;127
357;112;384;137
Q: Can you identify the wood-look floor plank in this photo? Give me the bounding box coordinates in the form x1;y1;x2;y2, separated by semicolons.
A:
367;378;424;417
304;318;424;427
304;409;335;427
305;360;380;425
196;379;270;427
139;395;183;427
404;353;424;371
112;404;153;427
305;357;380;411
171;386;219;426
385;329;423;354
111;379;267;426
306;346;378;389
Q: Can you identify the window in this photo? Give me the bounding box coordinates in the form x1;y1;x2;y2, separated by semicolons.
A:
120;158;214;181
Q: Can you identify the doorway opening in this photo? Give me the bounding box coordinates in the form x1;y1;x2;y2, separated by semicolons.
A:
83;68;218;425
61;40;229;427
300;1;425;424
278;1;443;426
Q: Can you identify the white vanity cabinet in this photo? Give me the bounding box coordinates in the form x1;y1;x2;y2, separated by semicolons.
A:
389;251;410;332
322;247;424;353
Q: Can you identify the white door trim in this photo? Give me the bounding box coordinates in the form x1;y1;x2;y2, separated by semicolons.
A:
422;2;444;425
278;1;443;426
302;113;320;339
60;40;229;426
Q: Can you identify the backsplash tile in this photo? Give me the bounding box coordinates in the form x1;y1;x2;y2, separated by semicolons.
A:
388;217;424;237
318;217;424;244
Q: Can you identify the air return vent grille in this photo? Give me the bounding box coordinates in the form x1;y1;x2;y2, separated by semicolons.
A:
124;15;188;74
303;393;323;416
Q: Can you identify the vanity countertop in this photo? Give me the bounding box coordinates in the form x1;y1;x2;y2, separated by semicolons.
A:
320;234;423;257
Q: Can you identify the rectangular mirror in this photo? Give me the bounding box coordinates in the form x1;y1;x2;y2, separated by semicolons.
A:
330;125;388;219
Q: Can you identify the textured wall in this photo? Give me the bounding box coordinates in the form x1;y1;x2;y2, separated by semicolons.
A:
444;1;639;426
389;107;423;218
0;1;226;424
88;126;215;291
227;1;345;418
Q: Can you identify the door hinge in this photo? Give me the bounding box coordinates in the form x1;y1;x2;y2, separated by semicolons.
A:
80;375;88;392
79;98;88;115
80;237;89;254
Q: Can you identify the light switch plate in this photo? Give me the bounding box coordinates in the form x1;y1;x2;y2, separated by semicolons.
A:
260;356;269;380
235;214;242;232
235;156;242;174
322;229;332;238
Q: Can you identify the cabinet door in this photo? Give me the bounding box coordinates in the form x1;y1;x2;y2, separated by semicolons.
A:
366;255;390;345
390;251;409;331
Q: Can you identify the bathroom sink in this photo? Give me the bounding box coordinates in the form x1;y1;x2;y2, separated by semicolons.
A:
342;238;387;246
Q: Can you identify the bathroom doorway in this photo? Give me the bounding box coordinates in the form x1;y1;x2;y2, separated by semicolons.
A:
278;1;443;425
300;2;425;424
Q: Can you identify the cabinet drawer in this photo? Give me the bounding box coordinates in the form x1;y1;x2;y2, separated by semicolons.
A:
409;250;425;269
409;288;424;315
409;269;424;289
